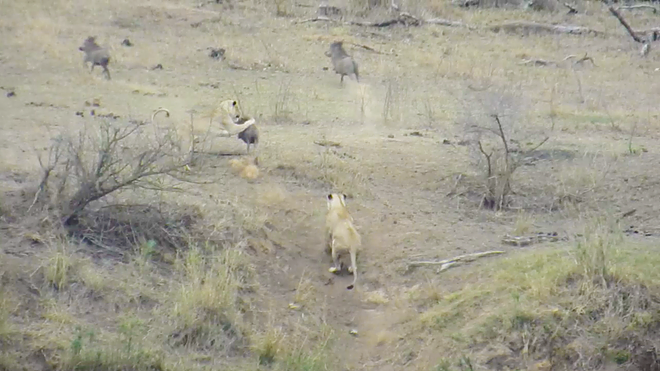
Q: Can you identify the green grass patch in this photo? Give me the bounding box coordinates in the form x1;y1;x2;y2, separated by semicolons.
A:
418;221;660;370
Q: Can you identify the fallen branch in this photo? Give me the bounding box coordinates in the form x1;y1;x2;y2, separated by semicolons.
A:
425;18;474;29
502;233;564;246
293;16;339;24
314;139;341;147
345;42;391;55
564;52;597;67
348;12;422;27
296;11;473;29
295;13;597;37
520;58;558;67
407;250;505;272
609;6;643;43
519;53;596;68
490;21;603;36
563;2;578;14
617;4;658;14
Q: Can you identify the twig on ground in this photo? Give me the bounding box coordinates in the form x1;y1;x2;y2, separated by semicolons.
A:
345;42;392;55
617;208;637;224
314;140;341;147
526;136;550;153
564;2;578;14
564;53;597;67
293;16;338;24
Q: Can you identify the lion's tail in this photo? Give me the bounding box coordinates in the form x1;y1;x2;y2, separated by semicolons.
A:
151;108;170;123
347;267;357;290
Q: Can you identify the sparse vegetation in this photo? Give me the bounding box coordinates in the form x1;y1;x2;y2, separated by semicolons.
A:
30;118;190;225
411;218;660;370
2;0;660;369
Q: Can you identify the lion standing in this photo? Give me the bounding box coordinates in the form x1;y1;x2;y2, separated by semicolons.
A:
325;193;361;290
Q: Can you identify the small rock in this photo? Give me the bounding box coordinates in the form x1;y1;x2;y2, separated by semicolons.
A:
85;98;101;107
151;64;163;70
442;139;451;144
208;47;226;60
121;38;133;47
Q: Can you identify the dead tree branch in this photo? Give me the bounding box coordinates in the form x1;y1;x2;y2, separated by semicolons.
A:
345;42;392;55
348;12;422;27
425;18;474;28
490;21;603;36
294;12;471;28
294;12;602;39
564;2;578;14
477;140;493;177
609;6;643;43
493;115;510;168
520;58;558;67
293;16;339;24
408;250;506;272
618;5;658;14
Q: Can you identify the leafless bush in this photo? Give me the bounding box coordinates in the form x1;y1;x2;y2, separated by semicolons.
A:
30;118;191;226
461;87;548;210
475;115;548;209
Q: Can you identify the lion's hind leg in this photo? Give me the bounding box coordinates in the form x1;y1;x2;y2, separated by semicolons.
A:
329;239;341;273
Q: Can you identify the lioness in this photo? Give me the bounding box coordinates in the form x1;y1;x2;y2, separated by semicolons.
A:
325;193;361;290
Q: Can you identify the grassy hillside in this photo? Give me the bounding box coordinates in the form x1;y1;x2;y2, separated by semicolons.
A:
1;0;660;370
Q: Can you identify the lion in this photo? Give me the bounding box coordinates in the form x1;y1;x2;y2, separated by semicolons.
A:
325;193;361;290
215;100;255;136
150;100;257;154
151;107;170;122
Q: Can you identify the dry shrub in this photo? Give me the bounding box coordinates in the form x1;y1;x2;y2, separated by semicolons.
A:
460;87;548;210
30;118;191;226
